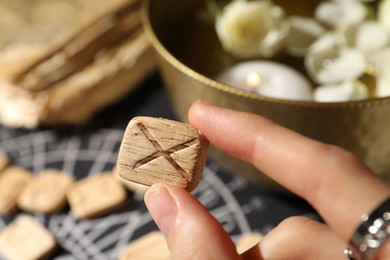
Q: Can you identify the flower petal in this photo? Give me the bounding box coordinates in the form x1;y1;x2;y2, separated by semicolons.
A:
355;21;390;52
286;16;326;57
314;80;368;102
368;47;390;73
376;60;390;97
379;0;390;31
315;1;366;27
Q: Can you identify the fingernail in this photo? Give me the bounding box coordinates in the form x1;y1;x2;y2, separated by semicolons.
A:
144;183;178;236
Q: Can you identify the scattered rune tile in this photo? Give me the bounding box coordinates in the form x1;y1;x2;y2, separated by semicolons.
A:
116;117;209;191
0;166;32;215
119;231;170;260
0;153;9;172
17;168;74;214
236;232;264;255
67;173;127;219
0;215;57;260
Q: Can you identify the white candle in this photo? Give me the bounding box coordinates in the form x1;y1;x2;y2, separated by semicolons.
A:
216;61;313;101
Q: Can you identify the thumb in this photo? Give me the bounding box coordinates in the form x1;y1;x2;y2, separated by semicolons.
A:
144;183;241;260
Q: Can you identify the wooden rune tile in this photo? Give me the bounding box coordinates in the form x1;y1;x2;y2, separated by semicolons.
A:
0;215;57;260
17;169;74;214
116;117;209;192
0;166;32;215
236;232;264;255
67;173;127;219
0;154;9;173
119;231;170;260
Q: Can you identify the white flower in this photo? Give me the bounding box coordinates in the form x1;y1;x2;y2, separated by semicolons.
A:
376;59;390;97
377;73;390;97
313;80;368;102
340;21;390;52
355;22;390;52
215;0;289;58
314;0;366;27
369;47;390;73
379;0;390;31
285;16;326;57
305;33;367;84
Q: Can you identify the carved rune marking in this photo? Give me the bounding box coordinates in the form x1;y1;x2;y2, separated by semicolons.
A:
116;116;209;191
134;123;197;182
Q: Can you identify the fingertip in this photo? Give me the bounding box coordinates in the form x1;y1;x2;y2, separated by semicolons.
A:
146;183;240;259
188;100;211;126
192;100;212;108
259;216;346;259
144;183;178;237
144;183;163;204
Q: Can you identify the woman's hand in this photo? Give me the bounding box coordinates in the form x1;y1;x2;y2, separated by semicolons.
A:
144;101;390;259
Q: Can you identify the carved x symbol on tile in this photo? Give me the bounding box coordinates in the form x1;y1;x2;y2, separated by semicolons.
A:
134;123;197;182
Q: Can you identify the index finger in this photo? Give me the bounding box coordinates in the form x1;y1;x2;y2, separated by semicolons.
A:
188;101;390;241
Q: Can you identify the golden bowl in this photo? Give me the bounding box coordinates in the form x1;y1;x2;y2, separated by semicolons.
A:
142;0;390;187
